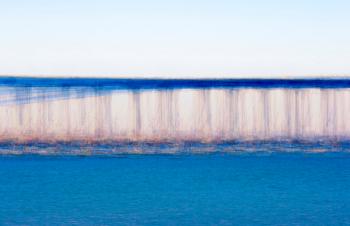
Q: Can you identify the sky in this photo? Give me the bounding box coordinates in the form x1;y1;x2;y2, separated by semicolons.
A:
0;0;349;78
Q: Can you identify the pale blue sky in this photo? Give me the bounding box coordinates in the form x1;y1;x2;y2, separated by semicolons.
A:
0;0;349;78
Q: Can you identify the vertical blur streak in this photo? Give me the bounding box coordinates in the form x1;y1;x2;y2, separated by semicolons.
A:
0;87;350;142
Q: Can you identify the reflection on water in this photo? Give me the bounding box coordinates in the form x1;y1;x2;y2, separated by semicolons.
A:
1;86;350;142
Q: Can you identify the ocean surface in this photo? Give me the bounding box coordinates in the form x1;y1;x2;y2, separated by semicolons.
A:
1;151;350;225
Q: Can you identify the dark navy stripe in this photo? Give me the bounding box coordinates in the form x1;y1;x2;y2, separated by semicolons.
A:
1;76;350;89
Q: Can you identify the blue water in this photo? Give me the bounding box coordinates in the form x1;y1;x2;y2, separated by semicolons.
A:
2;76;350;89
1;153;350;225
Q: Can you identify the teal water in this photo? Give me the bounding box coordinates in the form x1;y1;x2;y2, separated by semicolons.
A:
1;153;350;225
